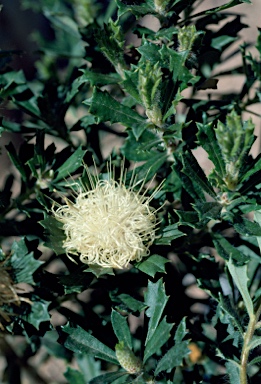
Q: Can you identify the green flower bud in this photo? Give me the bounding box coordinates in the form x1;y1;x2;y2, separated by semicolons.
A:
115;341;143;374
215;110;255;190
178;25;198;52
138;62;163;127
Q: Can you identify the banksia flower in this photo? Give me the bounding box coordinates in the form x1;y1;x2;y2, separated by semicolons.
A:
115;341;143;374
52;162;160;269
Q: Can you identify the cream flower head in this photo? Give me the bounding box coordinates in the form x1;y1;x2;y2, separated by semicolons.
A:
52;161;161;269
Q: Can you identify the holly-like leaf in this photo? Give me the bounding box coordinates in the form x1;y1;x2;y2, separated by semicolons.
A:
62;324;119;365
154;339;190;375
136;254;170;277
89;371;130;384
155;224;186;245
24;299;51;330
225;361;240;384
212;234;249;264
53;146;86;182
143;316;174;363
10;238;42;284
64;367;85;384
40;215;66;255
227;258;254;317
118;294;147;313
181;150;216;198
84;88;147;139
111;309;132;349
144;278;169;345
196;122;226;181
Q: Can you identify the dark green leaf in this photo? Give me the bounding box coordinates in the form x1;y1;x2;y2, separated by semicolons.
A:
212;233;249;264
53;146;86;182
10;238;43;284
5;142;27;181
144;278;169;345
155;224;186;245
211;35;237;51
233;216;261;237
121;129;160;162
181;150;216;198
40;215;66;255
227;258;254;316
196;122;226;179
85;88;147;139
62;324;119;365
24;300;51;330
64;367;85;384
111;309;132;349
154;340;190;376
85;265;114;278
89;371;130;384
225;361;240;384
143;316;174;363
118;294;147;313
206;0;251;14
136;254;170;277
174;317;188;343
193;202;222;222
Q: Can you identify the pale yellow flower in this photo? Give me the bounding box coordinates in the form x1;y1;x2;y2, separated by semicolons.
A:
52;163;161;269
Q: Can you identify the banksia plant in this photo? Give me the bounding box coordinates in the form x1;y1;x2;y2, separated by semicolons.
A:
1;0;261;383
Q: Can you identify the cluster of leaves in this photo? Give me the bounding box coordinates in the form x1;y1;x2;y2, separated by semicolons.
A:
1;0;261;383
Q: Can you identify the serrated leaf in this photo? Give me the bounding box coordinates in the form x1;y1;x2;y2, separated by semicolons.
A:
76;354;101;382
58;270;93;294
225;361;240;384
10;238;42;284
206;0;251;15
121;129;160;162
254;210;261;254
248;355;261;366
144;278;169;345
155;224;186;245
233;216;261;237
64;367;85;384
134;152;168;181
212;234;249;264
181;150;216;198
62;325;118;365
143;316;174;363
53;146;86;182
89;371;130;384
118;294;147;313
85;265;114;278
227;258;254;316
248;335;261;351
211;35;237;50
42;330;71;360
154;340;190;376
24;300;51;330
84;88;147;139
40;215;66;255
193;201;222;222
196;122;226;179
136;254;169;277
111;309;132;349
174;317;188;343
218;293;244;335
5;142;27;181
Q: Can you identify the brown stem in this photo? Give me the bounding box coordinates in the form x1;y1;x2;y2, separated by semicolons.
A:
240;300;261;384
